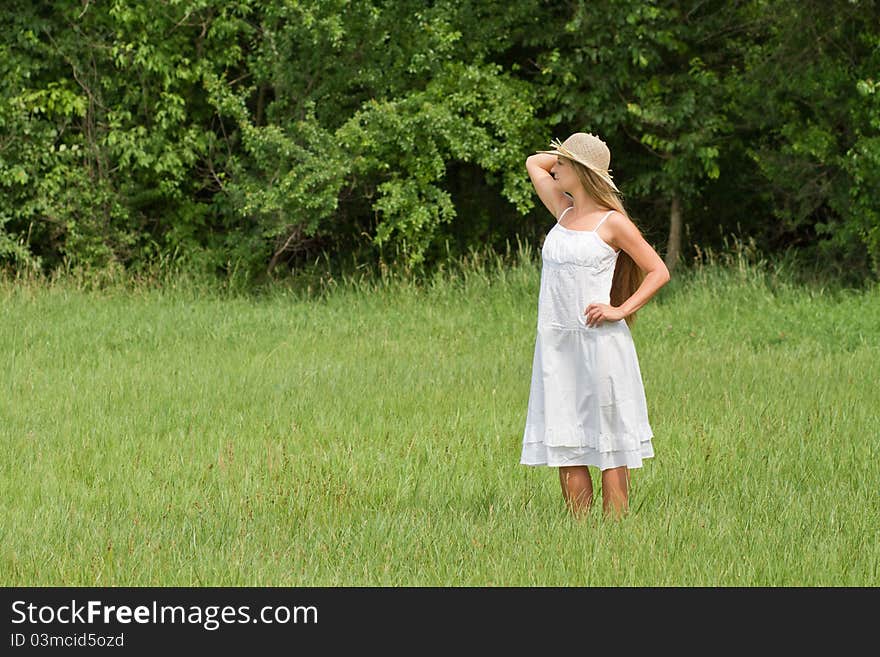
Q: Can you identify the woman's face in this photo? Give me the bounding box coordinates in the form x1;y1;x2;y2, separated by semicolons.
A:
550;156;572;192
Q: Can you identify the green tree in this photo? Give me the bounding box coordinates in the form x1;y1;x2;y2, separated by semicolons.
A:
728;0;880;282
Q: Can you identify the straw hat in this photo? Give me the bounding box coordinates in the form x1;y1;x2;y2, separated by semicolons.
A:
536;132;621;194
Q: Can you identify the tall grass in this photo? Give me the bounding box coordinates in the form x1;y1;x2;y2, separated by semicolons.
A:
1;235;878;586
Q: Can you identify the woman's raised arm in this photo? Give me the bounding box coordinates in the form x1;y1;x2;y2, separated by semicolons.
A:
526;154;571;219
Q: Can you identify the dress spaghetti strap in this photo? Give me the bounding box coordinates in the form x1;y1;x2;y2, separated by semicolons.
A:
558;206;613;228
594;210;614;230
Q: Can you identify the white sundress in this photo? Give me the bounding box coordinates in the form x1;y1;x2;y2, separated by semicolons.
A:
520;206;655;470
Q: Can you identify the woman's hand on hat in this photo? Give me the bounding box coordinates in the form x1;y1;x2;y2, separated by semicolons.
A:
584;303;624;327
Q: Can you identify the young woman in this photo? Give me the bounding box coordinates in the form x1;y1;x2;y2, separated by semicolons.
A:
520;132;670;518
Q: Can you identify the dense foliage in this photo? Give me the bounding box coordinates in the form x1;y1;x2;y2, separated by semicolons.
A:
1;0;878;286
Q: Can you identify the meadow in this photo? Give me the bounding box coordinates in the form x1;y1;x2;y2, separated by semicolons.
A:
2;238;878;586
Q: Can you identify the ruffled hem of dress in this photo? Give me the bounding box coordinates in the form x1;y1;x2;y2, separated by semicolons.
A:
522;421;654;453
520;439;654;470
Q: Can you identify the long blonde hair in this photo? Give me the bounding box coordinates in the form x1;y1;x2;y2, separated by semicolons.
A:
569;159;646;328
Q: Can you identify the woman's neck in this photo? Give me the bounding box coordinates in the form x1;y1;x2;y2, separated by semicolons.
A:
567;189;607;215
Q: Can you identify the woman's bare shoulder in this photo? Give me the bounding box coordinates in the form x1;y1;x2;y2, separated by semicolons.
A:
607;210;641;230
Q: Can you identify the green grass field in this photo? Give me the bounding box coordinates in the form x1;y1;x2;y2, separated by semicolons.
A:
2;241;878;586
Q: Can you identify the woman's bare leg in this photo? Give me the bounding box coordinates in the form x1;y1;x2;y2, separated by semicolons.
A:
558;466;593;516
601;466;630;518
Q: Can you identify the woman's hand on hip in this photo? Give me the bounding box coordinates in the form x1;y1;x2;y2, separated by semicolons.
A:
584;303;625;327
